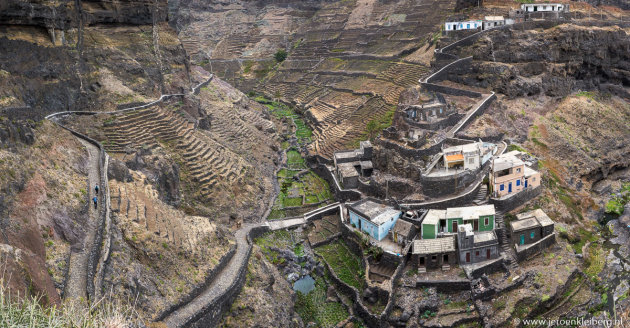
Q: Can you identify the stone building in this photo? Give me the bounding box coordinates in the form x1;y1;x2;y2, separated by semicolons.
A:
404;102;450;122
457;224;500;264
412;235;458;271
490;151;541;198
510;209;555;247
444;20;483;31
390;219;417;245
441;141;496;172
483;16;505;30
421;205;496;238
520;3;568;12
333;140;373;189
348;198;401;241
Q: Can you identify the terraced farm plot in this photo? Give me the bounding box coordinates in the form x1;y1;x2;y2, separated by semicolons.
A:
307;215;342;245
257;97;312;145
316;240;365;291
254;229;301;264
270;171;334;220
294;275;349;328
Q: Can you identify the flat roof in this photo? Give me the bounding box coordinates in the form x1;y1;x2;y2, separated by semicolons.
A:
423;209;446;226
493;152;524;171
474;231;497;243
338;163;359;178
392;219;415;237
446;205;495;221
485;16;504;20
349;199;399;225
511;217;540;232
334;150;358;160
412;235;456;254
524;166;538;177
516;209;554;228
360;160;373;170
445;154;464;162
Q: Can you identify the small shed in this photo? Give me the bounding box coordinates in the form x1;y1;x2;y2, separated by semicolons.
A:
511;209;555;246
421;209;445;239
412;235;458;270
348;198;401;241
390;219;417;245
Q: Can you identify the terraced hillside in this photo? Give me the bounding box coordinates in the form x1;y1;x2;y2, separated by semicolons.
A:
175;0;456;158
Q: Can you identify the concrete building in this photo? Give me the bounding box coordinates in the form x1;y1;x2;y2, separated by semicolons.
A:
457;224;500;264
441;141;497;172
390;219;417;245
422;205;496;237
520;3;568;12
510;209;555;247
483;16;505;30
348;198;401;241
444;20;483;31
412;235;458;271
490;151;541;198
333;141;373;189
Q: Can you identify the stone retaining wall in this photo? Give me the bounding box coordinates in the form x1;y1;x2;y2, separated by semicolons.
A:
310;162;362;202
420;169;478;198
515;233;556;262
489;185;542;212
154;242;238;322
421;82;482;98
464;257;504;279
415;279;471;292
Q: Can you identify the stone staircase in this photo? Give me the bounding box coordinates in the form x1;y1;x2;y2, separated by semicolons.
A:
369;264;396;283
473;184;488;205
495;210;519;272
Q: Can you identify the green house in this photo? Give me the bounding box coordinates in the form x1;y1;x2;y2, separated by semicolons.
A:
420;205;496;238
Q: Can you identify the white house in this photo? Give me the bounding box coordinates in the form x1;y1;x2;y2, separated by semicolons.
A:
520;3;568;12
441;141;497;172
483;16;505;30
444;20;483;32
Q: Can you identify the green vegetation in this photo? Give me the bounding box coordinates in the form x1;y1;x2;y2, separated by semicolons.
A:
575;91;596;99
274;49;288;63
294;275;348;327
287;149;306;169
507;144;530;154
257;97;312;145
604;182;630;216
351;106;395;148
255;230;296;264
0;284;136;327
316;241;365;290
243;60;254;74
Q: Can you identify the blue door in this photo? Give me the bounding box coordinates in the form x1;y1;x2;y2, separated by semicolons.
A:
508;182;512;193
525;179;528;188
520;234;525;245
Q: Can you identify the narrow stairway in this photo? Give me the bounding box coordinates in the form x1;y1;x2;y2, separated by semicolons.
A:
495;210;519;272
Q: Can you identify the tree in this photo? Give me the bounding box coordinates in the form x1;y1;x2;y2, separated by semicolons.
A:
274;49;287;63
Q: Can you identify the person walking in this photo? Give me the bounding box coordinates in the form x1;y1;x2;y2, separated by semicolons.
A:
92;196;98;209
94;185;99;194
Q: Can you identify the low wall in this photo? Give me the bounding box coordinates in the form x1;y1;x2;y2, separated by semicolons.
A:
415;279;471;293
515;233;556;262
464;257;504;279
154;242;238;322
425;57;474;83
489;185;542;212
421;82;482;98
399;182;482;210
452;93;496;136
375;137;444;161
403;112;464;131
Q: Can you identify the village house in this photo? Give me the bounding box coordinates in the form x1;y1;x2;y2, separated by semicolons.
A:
348;198;401;241
483;16;505;30
421;205;496;237
444;20;483;32
489;151;541;198
390;219;417;246
520;3;568;13
457;224;500;264
404;101;451;122
333;140;373;189
510;209;555;248
440;141;497;172
412;235;458;271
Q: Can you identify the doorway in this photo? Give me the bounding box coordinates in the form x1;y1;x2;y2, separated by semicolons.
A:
520;234;525;245
419;257;425;266
486;249;491;259
508;182;512;193
443;254;449;263
473;220;479;231
466;252;471;263
452;221;458;232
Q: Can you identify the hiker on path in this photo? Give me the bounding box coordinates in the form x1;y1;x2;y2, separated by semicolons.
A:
93;196;98;209
94;185;99;194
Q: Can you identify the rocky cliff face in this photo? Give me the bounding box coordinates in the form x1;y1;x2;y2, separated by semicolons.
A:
453;24;630;99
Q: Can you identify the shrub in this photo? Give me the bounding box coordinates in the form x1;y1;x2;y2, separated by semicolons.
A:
274;49;288;63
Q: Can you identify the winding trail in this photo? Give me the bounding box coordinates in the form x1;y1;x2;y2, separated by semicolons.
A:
64;139;101;301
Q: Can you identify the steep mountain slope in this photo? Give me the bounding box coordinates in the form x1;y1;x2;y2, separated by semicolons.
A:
0;0;280;320
175;0;457;157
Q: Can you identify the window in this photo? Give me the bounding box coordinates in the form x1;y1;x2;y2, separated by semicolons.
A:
500;184;504;191
431;255;437;261
533;177;536;182
466;24;470;29
516;180;521;186
516;168;521;173
469;158;475;164
484;217;489;226
530;232;535;239
475;251;480;256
